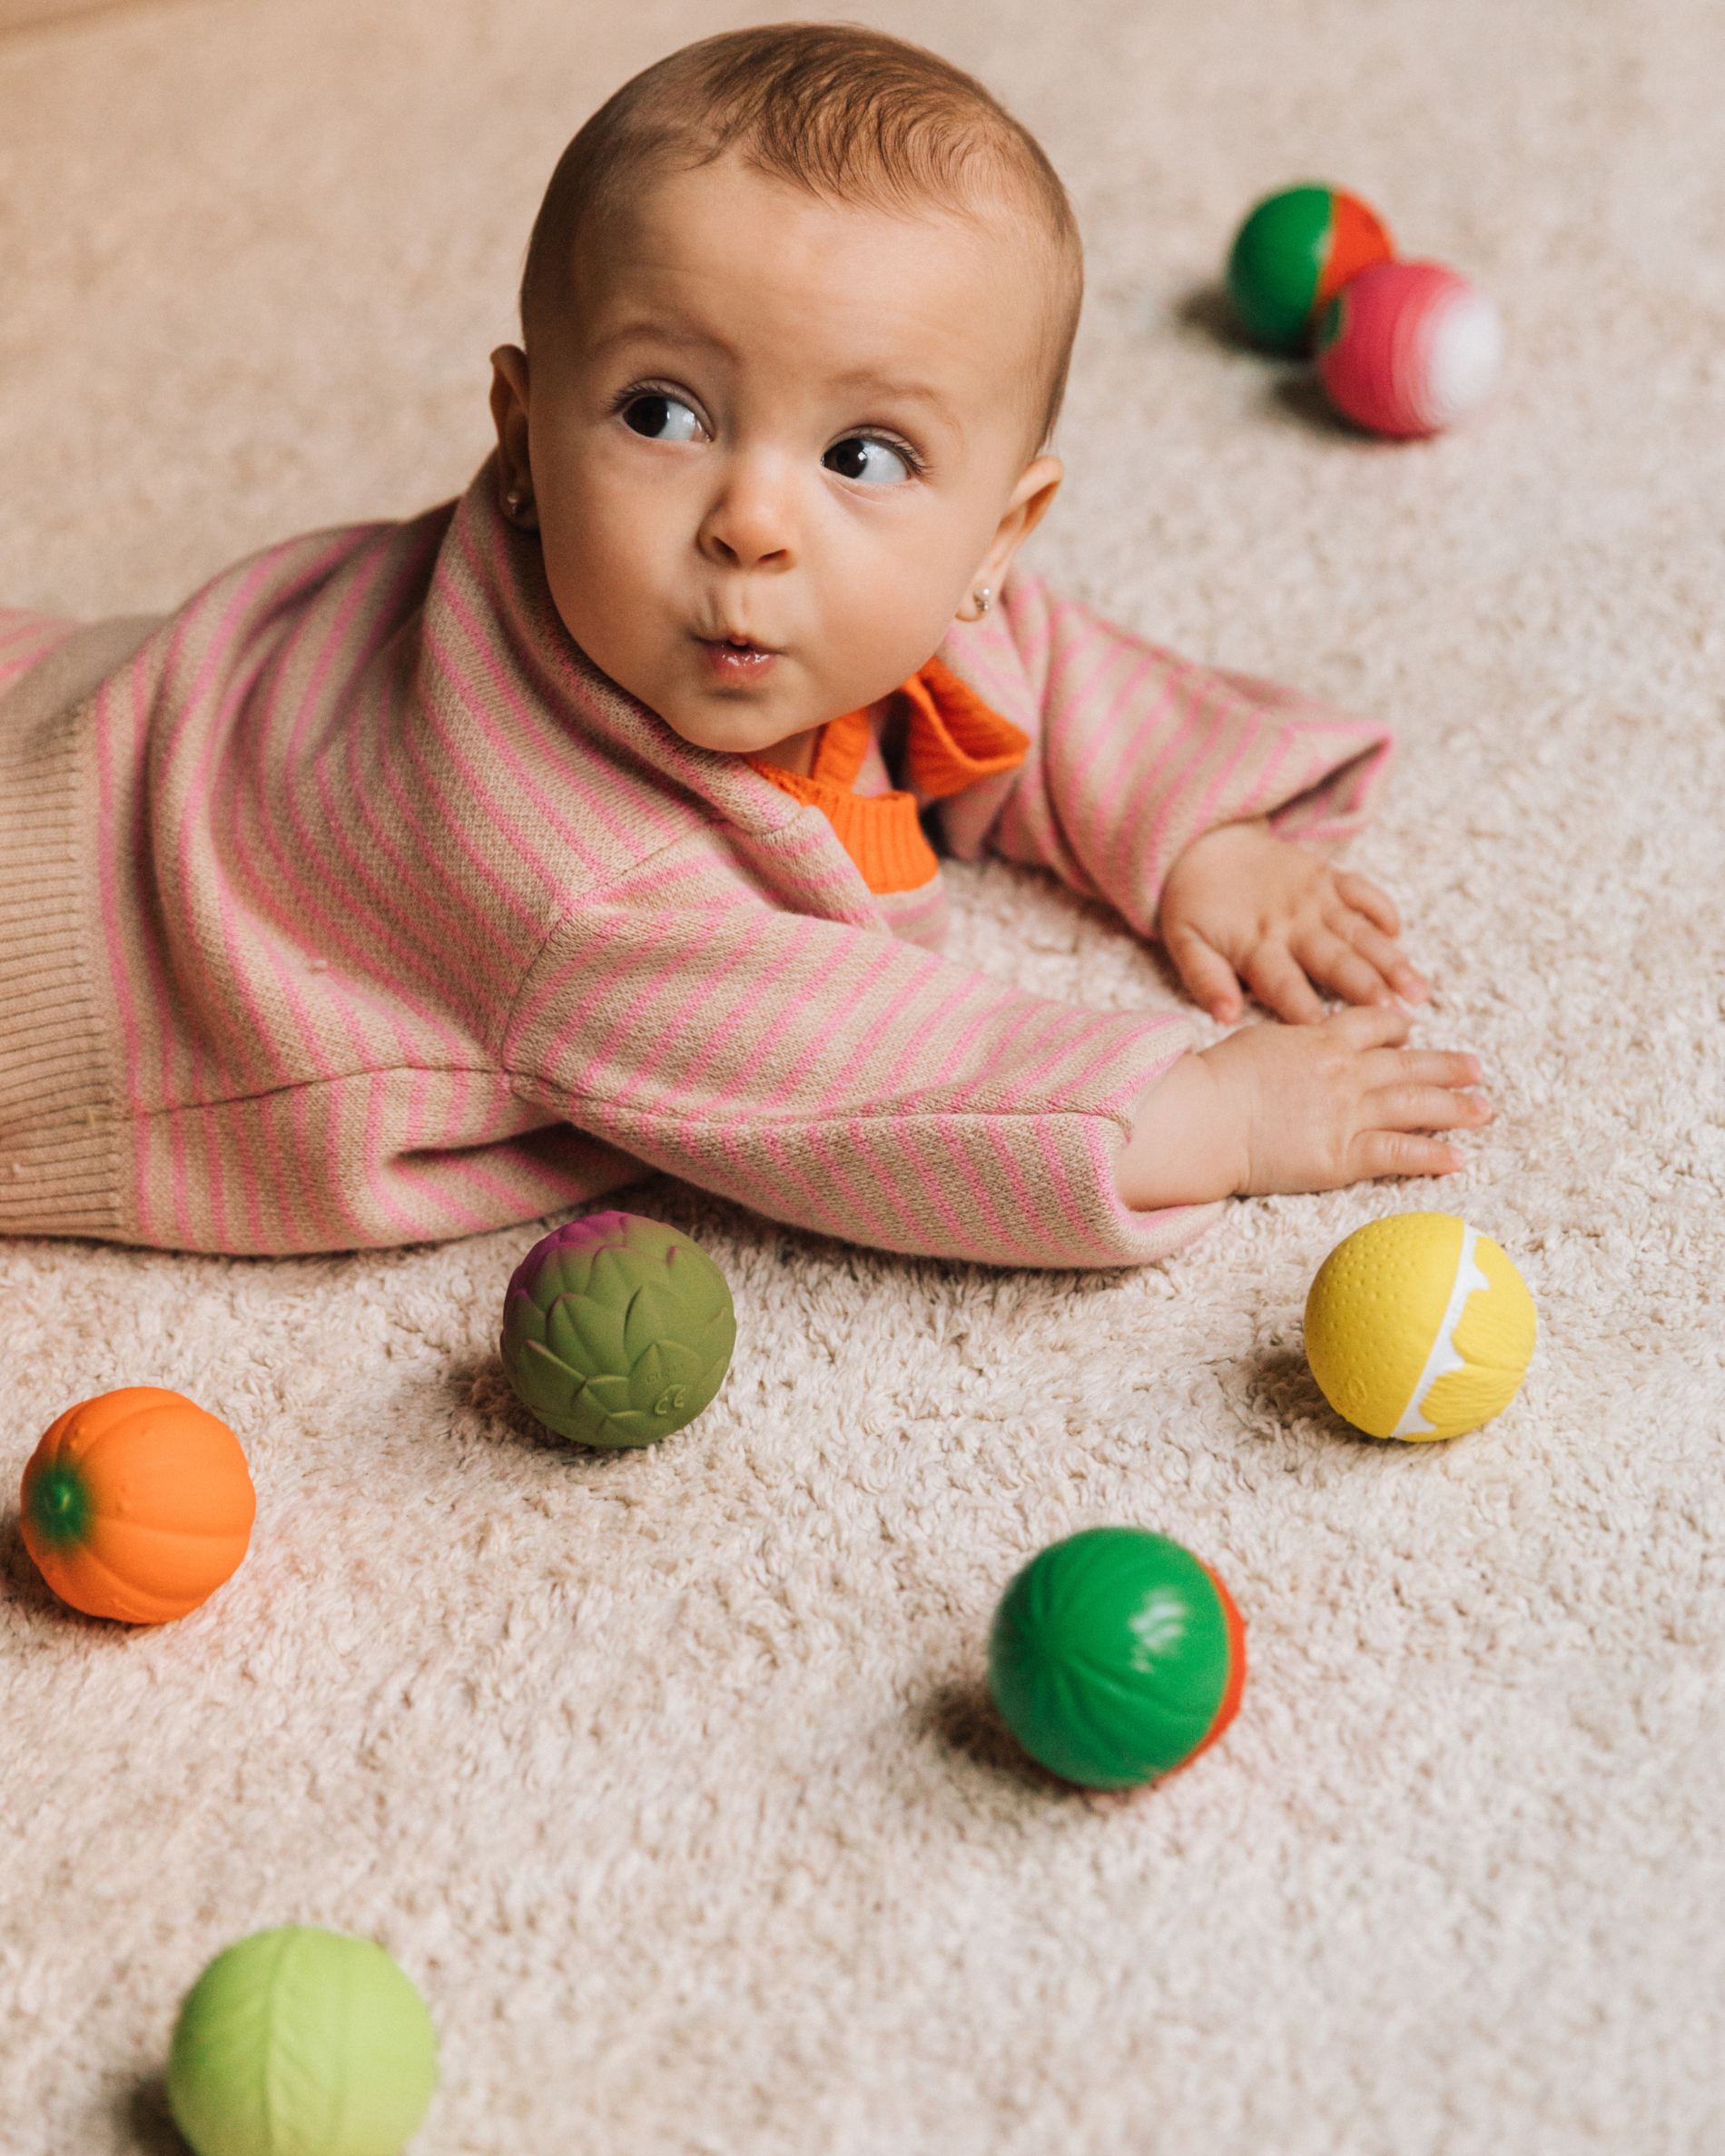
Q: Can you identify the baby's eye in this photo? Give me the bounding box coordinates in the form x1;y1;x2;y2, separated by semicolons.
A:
622;393;704;443
823;436;913;486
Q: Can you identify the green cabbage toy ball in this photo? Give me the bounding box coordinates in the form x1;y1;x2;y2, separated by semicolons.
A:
987;1527;1247;1789
166;1926;438;2156
499;1211;735;1447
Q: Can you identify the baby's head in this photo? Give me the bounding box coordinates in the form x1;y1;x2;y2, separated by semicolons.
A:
490;24;1081;764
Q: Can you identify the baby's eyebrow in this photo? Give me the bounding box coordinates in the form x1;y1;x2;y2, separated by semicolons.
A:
828;369;960;428
589;319;729;360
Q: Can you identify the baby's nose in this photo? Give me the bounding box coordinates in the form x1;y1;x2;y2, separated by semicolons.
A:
697;458;799;570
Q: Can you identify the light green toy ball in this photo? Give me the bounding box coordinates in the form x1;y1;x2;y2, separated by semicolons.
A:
166;1927;439;2156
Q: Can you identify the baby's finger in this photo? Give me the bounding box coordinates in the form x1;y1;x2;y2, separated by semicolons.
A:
1326;909;1430;1004
1296;927;1399;1009
1165;922;1245;1024
1329;1001;1414;1049
1367;1080;1493;1134
1243;944;1326;1025
1370;1048;1484;1093
1351;1131;1467;1180
1336;871;1402;939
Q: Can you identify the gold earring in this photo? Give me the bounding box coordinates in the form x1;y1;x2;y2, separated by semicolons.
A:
505;489;529;519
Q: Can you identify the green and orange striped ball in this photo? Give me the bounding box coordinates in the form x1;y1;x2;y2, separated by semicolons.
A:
987;1527;1247;1789
1226;183;1394;351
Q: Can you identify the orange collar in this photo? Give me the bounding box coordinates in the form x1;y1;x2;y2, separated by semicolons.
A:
748;656;1029;894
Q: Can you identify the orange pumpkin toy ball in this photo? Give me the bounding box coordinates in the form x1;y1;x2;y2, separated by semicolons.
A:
20;1387;255;1624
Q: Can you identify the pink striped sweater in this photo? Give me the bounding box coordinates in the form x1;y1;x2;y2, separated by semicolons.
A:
0;462;1391;1265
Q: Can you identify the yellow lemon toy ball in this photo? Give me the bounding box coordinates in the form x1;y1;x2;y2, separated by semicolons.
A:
1304;1214;1536;1442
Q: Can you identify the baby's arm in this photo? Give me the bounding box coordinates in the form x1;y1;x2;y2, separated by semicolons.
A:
508;832;1211;1271
1116;1005;1490;1208
937;578;1433;1030
935;578;1396;956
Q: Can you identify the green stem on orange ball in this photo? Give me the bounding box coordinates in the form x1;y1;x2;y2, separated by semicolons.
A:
26;1462;89;1547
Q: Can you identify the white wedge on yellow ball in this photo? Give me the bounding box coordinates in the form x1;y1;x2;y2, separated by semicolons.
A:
1304;1213;1536;1442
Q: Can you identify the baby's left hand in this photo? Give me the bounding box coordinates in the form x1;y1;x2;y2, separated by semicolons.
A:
1157;818;1430;1025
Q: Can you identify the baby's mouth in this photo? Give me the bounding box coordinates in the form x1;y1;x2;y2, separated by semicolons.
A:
698;635;779;686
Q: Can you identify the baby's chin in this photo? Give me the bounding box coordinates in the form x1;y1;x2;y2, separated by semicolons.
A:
646;689;784;745
646;694;823;763
640;663;869;760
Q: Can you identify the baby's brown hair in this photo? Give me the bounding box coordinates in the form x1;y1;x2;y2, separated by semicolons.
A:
519;22;1084;451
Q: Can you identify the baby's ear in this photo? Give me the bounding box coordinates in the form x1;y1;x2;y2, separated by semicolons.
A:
977;454;1063;595
489;347;536;521
1008;454;1063;537
489;347;530;449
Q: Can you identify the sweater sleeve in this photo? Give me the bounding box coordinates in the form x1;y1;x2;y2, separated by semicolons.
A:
0;609;83;699
932;575;1395;940
504;829;1222;1270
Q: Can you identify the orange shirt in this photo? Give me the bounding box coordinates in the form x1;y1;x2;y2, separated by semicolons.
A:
747;655;1030;894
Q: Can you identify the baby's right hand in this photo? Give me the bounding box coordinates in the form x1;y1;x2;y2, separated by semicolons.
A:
1202;1005;1491;1194
1116;1007;1492;1209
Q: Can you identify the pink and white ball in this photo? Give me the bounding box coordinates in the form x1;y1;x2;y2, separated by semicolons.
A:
1316;261;1502;438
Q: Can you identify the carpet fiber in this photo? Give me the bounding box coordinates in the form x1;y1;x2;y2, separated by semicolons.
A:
3;2;1722;2150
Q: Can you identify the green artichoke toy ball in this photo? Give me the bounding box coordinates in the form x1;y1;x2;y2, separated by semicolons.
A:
499;1211;736;1447
165;1926;439;2156
987;1527;1247;1789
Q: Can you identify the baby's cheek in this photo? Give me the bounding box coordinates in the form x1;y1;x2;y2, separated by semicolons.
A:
823;553;963;701
541;518;666;684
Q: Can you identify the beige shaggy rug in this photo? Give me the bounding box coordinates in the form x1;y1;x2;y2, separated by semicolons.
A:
4;0;1723;2150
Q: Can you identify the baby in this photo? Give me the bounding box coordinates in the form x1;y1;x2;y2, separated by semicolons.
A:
0;23;1488;1264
